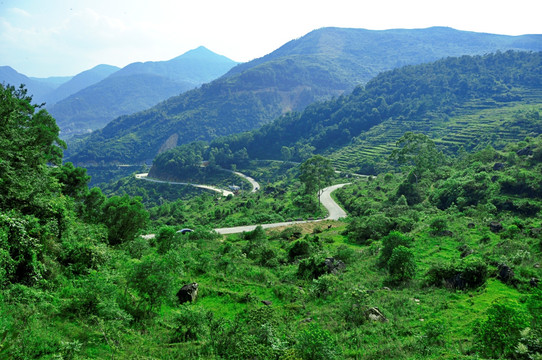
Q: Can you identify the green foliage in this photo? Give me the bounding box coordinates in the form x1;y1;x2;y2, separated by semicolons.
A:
426;258;488;290
387;245;416;282
474;300;530;358
0;213;44;286
295;323;340;360
299;155;335;197
101;195;149;245
171;305;212;342
127;254;176;316
0;84;66;217
346;214;393;245
51;162;90;199
297;254;328;280
390;132;445;174
155;226;178;255
378;231;413;268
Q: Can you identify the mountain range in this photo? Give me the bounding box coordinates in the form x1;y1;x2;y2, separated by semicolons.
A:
66;27;542;166
0;47;237;137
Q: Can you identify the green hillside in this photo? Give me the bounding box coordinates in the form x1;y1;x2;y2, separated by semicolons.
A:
154;51;540;178
1;82;541;359
66;27;542;166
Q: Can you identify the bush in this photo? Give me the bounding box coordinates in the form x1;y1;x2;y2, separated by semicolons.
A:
171;305;211;342
295;323;339;360
288;240;312;261
378;231;413;268
346;214;393;245
475;301;530;358
387;245;416;282
426;258;488;290
155;226;178;255
297;254;327;280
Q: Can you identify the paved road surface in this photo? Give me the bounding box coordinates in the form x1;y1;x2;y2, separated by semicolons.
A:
135;173;234;196
231;171;260;192
215;183;350;234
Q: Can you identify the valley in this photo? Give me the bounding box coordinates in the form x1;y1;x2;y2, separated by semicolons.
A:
0;28;541;359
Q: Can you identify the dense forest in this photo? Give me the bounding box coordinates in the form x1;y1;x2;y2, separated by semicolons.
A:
1;51;541;359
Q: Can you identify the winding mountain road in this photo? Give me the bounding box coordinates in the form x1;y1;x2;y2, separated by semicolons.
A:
135;173;234;196
136;171;353;236
214;183;350;235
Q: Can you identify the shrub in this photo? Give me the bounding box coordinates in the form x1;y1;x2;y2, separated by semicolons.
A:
155;226;177;255
295;323;339;360
426;258;487;289
288;240;312;261
378;231;413;268
387;245;416;282
475;300;529;358
346;214;393;245
171;305;211;342
297;254;327;280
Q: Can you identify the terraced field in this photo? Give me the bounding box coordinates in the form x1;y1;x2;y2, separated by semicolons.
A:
330;93;542;172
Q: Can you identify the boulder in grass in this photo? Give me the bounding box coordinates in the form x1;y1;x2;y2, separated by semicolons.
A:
177;283;198;304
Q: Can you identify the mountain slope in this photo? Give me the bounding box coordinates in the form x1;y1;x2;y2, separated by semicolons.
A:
150;51;542;177
50;47;237;137
0;66;55;104
111;46;237;84
44;64;120;105
67;27;542;166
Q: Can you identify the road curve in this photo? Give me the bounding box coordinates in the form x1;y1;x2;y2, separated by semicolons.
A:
214;183;351;235
135;173;234;196
231;171;260;192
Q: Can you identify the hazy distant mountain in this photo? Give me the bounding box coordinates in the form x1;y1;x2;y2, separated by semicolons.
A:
111;46;237;84
50;47;237;137
44;64;120;105
66;27;542;165
29;75;73;89
0;66;55;104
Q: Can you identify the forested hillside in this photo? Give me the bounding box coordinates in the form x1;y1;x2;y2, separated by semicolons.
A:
1;81;541;359
66;27;542;166
150;51;542;179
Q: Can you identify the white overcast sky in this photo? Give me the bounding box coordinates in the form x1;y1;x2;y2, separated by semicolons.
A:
1;0;541;77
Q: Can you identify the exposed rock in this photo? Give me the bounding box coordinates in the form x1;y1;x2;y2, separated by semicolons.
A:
497;264;515;284
493;162;506;171
365;307;388;322
535;263;540;269
441;230;454;237
262;300;272;306
324;257;346;274
517;147;533;156
489;221;503;233
530;277;539;287
301;317;313;323
177;282;199;304
382;287;391;291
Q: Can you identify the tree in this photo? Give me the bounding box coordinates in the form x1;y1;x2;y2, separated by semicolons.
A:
378;231;413;268
389;132;444;175
52;162;91;199
101;195;149;245
299;155;334;205
0;84;66;215
387;245;416;282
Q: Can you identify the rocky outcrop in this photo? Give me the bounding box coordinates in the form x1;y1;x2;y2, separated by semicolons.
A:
177;283;199;304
